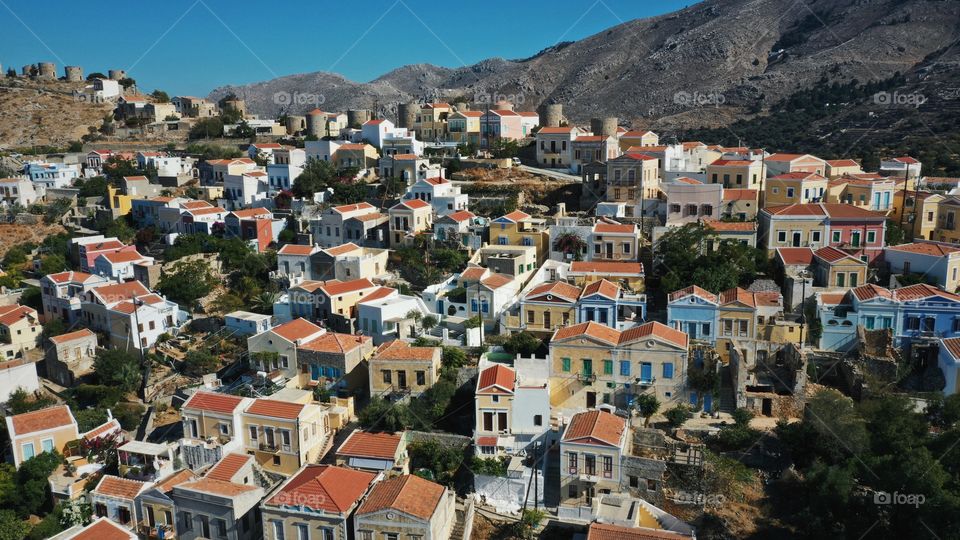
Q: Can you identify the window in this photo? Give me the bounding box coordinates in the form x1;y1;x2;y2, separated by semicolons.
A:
249;425;258;441
582;359;593;376
867;231;876;243
836;273;845;287
603;360;613;375
568;484;578;499
568;452;578;474
619;361;631;376
526;310;535;324
738;320;749;337
832;231;842;243
603;455;613;478
622;242;631;254
561;358;571;372
416;371;425;385
273;520;285;540
273;455;281;466
639;362;653;383
534;414;543;426
723;319;733;337
295;523;309;540
787;187;795;198
182;512;193;532
811;231;821;243
216;519;228;539
21;442;35;460
777;231;786;243
662;363;674;379
849;272;858;286
41;438;54;453
382;370;391;384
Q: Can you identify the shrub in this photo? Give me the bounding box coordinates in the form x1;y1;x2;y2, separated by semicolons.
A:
665;404;694;428
732;407;755;427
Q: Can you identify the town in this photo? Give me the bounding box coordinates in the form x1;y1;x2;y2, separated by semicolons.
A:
1;10;960;539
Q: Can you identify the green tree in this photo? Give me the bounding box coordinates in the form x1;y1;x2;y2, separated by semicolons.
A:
183;350;220;376
15;451;61;517
358;398;410;432
634;393;661;427
665;404;693;428
6;388;56;415
502;332;541;356
39;253;68;275
150;90;170;103
292;159;337;198
157;259;217;306
93;349;142;393
0;510;28;540
232;120;255;139
189;118;224;140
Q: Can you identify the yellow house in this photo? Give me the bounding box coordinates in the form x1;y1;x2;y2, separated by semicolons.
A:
549;321;688;411
513;281;580;334
605;153;660;210
0;304;42;359
764;172;828;206
368;340;442;399
332;144;379;170
414;103;452;141
716;288;757;361
893;191;943;241
388;198;433;247
933;198;960;244
559;409;627;512
591;221;641;261
490;210;550;264
448;110;482;146
354;474;456;540
136;469;197;538
568;261;645;293
241;398;330;476
261;464;379;540
618;130;659;150
107;185;135;217
474;363;515;456
825;159;864;178
706;158;763;189
6;405;79;468
179;391;250;466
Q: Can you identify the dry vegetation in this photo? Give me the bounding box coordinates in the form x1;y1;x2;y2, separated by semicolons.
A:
0;78;113;149
0;222;67;258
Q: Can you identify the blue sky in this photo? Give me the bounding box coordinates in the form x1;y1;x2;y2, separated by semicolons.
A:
0;0;693;96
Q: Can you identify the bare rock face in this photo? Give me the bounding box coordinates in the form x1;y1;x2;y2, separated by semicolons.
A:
208;0;959;128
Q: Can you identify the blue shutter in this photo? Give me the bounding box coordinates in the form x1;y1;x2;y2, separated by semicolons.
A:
640;362;652;382
689;392;698;406
619;361;631;376
703;394;713;412
662;363;674;379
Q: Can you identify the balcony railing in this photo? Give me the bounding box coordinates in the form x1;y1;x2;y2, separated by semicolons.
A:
577;372;597;384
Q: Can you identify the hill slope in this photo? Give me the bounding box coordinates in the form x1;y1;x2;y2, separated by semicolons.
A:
208;0;960;127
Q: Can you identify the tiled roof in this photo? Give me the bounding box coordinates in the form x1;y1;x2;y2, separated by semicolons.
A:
894;283;960;302
580;279;620;300
620;321;688;348
942;337;960;361
569;261;644;275
827;159;860;167
703;219;756;232
230;207;272;219
267;464;377;513
674;177;702;185
300;332;370;354
323;243;361;256
498;210;531;223
93;475;148;500
814;246;858;264
886;242;960;257
153;469;197;494
46;270;95;284
477;364;515;394
375;340;439;362
357;474;445;520
68;518;137;540
538;127;575;134
721;189;757;201
459;267;488;281
593;222;636;234
177;477;259;497
622;130;655;137
527;281;582;303
357;286;398;305
776;247;814;266
719;287;756;308
562;410;626;447
851;283;894;301
481;273;514;290
819;292;848;305
622;153;657;161
587;522;692;540
331;202;375;214
205;453;253;482
90;280;150;304
82;418;120;441
101;250;147;263
9;405;74;435
278;244;316;256
668;285;718;303
337;431;403;460
710;159;753;166
766;153;822;162
445;210;475;222
246;398;305;420
763;203;884;219
552;321;620;345
182;391;246;415
272;318;325;342
392;198;431;210
319;277;376;296
0;305;37;326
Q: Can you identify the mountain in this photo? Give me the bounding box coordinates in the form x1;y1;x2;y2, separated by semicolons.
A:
207;0;960;130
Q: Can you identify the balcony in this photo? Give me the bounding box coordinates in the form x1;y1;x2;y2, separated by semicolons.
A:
139;522;175;540
577;372;597;384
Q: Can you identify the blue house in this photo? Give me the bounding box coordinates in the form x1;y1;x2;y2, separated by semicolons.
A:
817;283;960;351
939;337;960;396
577;278;646;329
667;286;720;343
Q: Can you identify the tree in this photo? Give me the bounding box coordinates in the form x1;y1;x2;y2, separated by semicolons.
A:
292;159;336;198
885;219;906;246
183;350;220;376
502;332;541;356
665;404;693;428
6;387;56;415
250;291;280;314
656;222;766;295
732;407;755;427
358;398;410;432
553;232;588;261
15;451;61;517
93;349;141;393
422;315;438;332
150;89;170;103
232;120;255;139
189;118;224;140
0;510;28;540
39;253;68;274
158;259;217;306
635;394;661;427
441;346;467;369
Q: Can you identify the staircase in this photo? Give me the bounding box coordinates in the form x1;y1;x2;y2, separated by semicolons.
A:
717;364;737;414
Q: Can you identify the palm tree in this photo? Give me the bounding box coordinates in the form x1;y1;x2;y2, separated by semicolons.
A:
251;291;280;314
553;232;587;261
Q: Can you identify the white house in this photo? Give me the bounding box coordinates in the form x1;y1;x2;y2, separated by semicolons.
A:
0;178;39;207
92;250;154;281
224;311;273;337
0;358;39;403
223;170;270;208
357;287;433;345
24;162;79;190
310;202;379;248
81;280;189;351
361;118;395;149
404;177;468;217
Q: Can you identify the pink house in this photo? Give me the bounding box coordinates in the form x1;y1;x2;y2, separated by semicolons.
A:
480;110;523;142
759;203;887;262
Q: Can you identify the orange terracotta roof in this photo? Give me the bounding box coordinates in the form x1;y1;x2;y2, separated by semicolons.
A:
814;246;859;264
459;267;487;281
887;243;960;257
827;159;861;167
499;210;531;222
668;285;718;303
766;153;822;162
278;244;316;256
569;261;644;275
390;153;419;160
323;242;361;256
851;283;894;301
0;304;37;326
230;207;272;219
619;321;688;348
90;280;151;304
320;278;376;296
580;279;620;300
674;177;702;185
562;410;626;447
894;283;960;302
299;332;370;353
337;431;403;460
94;475;148;500
445;210;475;222
393;198;431;210
357;474;445;520
942;337;960;361
710;159;754;167
272;318;324;342
183;391;246;415
553;321;620;345
763;203;884;219
477;364;515;395
527;281;582;302
719;287;756;307
819;292;848;305
593;222;636;234
267;464;377;513
588;522;692;540
481;273;514;290
357;286;398;304
69;518;137;540
47;270;96;284
100;251;147;264
246;398;305;420
776;247;815;266
82;418;120;441
205;453;253;482
177;477;259;497
722;189;757;201
9;405;74;435
375;340;439;362
703;219;756;232
153;469;198;494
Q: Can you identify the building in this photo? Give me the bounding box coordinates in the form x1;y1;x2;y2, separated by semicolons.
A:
404;177;467;217
297;329;374;395
618;130;659;150
826;159;864;178
559;410;628;521
0;304;42;359
549;321;689;411
262;464;378;540
939;337;960;396
225;311;273;337
759;203;887;261
604;153;660;217
662;178;723;226
388;198;433;247
179;391;251;470
880;156;922;180
705;158;763;189
0;177;39;206
92;250;154;281
335;431;407;474
6;405;78;468
171;477;264;540
368;340;441;400
591;221;640;262
884;242;960;292
480;109;523;143
356;287;432;345
353;474;455;540
80;280;188;350
447;110;482;146
52;517;138;540
45;328;98;387
0;358;39;403
242;397;331;476
765;172;828;206
764;153;827;177
90;475;150;530
570;135;620;174
535;126;583;168
490;210;550;264
40;271;111;324
312;202;380;248
414;102;451;141
247;318;326;380
134;469;198;539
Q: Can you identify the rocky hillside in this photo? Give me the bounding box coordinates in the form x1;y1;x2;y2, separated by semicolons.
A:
208;0;960;128
0;78;113;149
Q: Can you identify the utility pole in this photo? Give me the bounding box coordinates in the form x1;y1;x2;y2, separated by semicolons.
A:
899;164;909;227
758;148;767;208
798;271;808;348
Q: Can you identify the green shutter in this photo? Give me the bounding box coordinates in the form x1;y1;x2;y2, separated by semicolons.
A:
562;358;571;372
603;360;613;375
582;359;593;376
